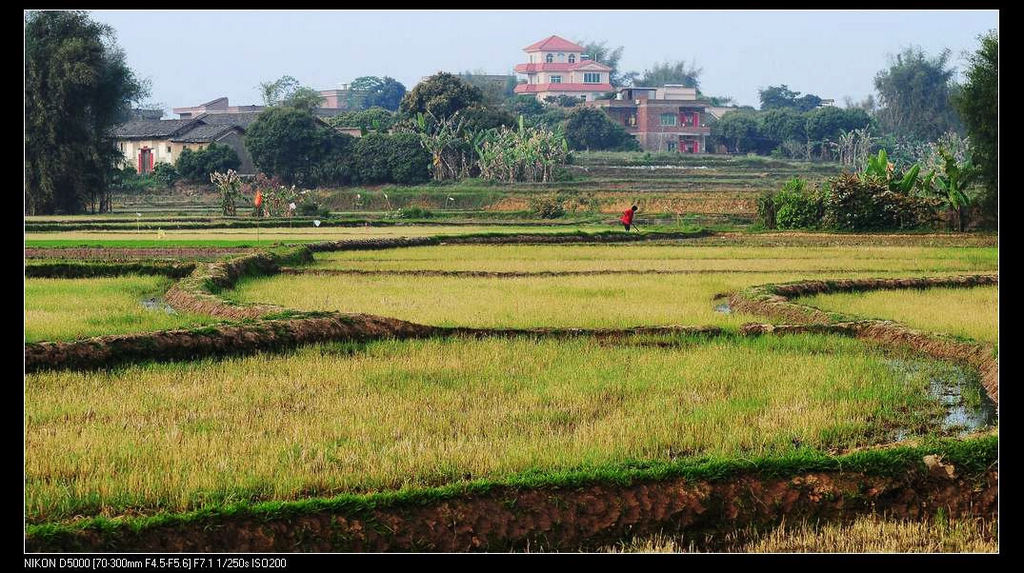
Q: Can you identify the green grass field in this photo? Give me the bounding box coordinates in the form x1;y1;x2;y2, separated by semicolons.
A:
25;276;223;342
795;286;999;343
26;334;955;523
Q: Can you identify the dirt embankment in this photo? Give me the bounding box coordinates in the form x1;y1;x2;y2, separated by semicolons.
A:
27;464;996;552
24;314;439;373
731;275;999;403
24;247;255;260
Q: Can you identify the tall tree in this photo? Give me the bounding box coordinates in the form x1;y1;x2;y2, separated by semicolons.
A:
349;76;407;111
564;107;640;151
245;106;349;186
953;30;997;220
575;39;627;86
25;10;148;214
759;85;822;112
400;72;483;119
874;47;961;142
634;60;702;89
258;75;324;111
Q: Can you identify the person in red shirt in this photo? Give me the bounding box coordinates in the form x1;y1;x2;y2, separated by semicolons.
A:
620;204;638;231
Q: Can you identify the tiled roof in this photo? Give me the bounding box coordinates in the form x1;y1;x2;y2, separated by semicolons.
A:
169;124;239;143
193;112;262;130
514;83;614;93
110;119;200;139
524;35;584;53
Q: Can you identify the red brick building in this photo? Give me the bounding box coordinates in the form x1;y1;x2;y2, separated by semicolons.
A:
589;86;710;153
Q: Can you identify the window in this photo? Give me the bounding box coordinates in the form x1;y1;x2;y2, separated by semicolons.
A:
546;53;554;63
568;54;576;64
660;113;677;126
166;145;171;153
583;73;601;84
550;75;561;84
666;141;677;152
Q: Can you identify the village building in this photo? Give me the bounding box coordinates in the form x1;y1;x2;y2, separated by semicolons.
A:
173;96;347;120
513;35;613;103
111;114;255;175
588;85;711;153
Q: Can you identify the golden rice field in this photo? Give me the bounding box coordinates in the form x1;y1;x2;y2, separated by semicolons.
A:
24;335;947;523
795;286;999;344
229;270;974;330
600;515;997;553
315;244;998;274
24;276;222;343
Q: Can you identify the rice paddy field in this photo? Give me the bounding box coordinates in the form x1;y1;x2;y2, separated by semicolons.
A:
23;176;999;552
227;244;996;330
24;335;958;523
24;275;222;343
795;286;999;344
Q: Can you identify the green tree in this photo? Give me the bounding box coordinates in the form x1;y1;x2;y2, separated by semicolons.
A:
714;111;762;153
245;106;347;186
327;107;397;133
759;85;822;112
400;72;483;119
258;75;300;106
350;76;407;111
874;47;962;141
805;107;872;148
458;71;516;107
25;10;148;214
351;132;431;185
760;108;806;146
575;39;627;86
635;60;702;89
564;107;640;151
258;75;324;111
953;30;997;222
176;144;241;183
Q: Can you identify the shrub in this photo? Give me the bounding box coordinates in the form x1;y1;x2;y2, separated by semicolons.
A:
822;173;937;231
151;163;179;188
774;177;823;230
351;132;431;185
529;196;566;219
176;144;241;183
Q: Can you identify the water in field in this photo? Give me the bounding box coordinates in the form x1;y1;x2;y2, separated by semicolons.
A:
140;298;177;315
887;359;996;440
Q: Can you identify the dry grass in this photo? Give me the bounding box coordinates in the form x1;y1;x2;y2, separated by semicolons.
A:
24;276;221;342
601;514;998;553
25;334;943;523
796;286;998;344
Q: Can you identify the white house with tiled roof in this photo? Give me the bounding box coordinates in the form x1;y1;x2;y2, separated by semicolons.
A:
513;35;614;103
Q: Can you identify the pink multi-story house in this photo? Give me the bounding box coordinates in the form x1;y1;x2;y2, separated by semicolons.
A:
513;35;614;103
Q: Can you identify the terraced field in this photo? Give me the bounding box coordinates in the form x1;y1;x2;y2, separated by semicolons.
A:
24;221;998;552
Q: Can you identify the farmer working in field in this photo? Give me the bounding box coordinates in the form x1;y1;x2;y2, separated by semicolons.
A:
620;204;638;232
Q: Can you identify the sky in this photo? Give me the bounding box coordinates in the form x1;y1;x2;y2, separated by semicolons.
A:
81;9;999;117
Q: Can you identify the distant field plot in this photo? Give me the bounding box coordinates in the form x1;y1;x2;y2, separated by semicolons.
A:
235;243;995;329
795;286;999;344
25;276;222;342
314;245;998;274
22;225;585;247
26;334;952;523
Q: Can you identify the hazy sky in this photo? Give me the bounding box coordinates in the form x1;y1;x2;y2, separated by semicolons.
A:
83;9;998;117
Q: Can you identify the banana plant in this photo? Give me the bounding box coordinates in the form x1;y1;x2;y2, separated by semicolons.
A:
926;147;977;232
